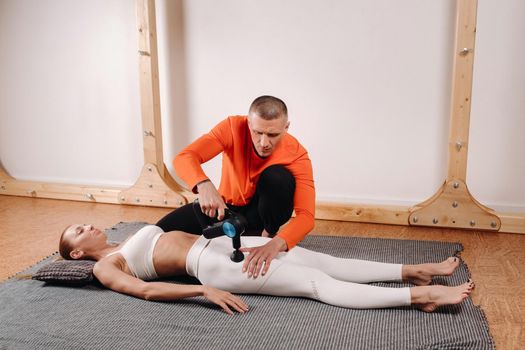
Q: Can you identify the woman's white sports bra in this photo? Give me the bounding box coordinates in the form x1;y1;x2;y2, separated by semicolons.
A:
106;225;163;280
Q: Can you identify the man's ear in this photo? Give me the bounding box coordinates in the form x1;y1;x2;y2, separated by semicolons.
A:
70;249;84;260
285;121;290;131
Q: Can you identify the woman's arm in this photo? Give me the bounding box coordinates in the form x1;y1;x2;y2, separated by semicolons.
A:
93;261;248;315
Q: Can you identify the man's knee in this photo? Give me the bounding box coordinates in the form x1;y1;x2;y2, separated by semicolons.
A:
250;165;295;235
258;165;295;192
155;203;202;234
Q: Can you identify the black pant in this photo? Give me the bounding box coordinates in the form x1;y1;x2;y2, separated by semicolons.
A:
156;165;295;236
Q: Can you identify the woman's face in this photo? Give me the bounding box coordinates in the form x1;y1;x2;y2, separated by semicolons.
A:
63;224;105;258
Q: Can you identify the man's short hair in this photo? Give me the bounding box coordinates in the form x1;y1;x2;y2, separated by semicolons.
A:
249;95;288;120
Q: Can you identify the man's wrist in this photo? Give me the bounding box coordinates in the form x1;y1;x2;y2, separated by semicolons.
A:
272;236;288;252
195;179;211;192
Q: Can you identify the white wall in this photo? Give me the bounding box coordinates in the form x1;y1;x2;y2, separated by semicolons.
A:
467;0;525;211
0;0;143;186
0;0;523;212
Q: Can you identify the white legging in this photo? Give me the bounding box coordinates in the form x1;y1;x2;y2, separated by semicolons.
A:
186;236;411;309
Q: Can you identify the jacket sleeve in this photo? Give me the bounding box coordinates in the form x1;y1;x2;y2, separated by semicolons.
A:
276;155;316;249
173;118;233;193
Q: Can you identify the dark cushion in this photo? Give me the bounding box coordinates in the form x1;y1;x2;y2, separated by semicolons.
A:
32;260;96;286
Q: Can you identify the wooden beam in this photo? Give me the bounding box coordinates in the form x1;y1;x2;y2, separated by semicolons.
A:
120;0;191;207
409;180;500;231
136;0;165;170
499;212;525;234
316;201;410;226
408;0;505;232
0;167;122;204
447;0;478;181
118;163;192;208
316;201;524;234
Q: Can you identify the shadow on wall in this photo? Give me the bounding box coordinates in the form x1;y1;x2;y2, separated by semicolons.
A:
0;159;9;176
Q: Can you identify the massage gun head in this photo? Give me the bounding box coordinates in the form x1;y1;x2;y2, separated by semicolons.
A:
192;199;246;262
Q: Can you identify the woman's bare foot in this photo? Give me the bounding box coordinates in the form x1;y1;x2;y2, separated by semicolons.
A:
411;280;474;312
402;257;460;286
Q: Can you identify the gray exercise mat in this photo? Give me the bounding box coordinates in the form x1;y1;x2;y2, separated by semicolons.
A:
0;222;494;350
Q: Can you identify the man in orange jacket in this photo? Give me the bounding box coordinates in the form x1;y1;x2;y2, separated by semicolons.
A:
157;95;315;279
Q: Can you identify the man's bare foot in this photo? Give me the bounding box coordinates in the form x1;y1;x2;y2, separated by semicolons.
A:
402;257;460;286
411;280;474;312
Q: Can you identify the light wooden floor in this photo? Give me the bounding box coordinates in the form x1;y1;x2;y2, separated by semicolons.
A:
1;196;523;348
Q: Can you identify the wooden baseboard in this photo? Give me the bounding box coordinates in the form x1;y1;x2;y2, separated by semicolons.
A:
2;168;523;234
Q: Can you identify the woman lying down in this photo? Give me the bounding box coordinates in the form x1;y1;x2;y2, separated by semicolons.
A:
59;224;474;315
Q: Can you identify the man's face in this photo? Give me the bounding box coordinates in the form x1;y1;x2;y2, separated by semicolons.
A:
248;112;289;158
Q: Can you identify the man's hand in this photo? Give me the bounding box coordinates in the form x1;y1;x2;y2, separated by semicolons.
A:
197;180;227;220
202;285;249;315
240;235;288;279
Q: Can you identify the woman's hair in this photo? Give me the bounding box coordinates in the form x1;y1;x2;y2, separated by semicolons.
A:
58;224;74;260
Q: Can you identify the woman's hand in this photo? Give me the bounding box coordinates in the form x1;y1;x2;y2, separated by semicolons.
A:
202;286;249;315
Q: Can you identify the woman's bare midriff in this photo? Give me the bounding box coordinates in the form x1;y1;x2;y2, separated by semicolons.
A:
152;231;200;277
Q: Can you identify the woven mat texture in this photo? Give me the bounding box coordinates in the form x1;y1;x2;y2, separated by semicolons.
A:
0;222;494;350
